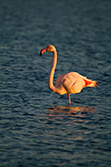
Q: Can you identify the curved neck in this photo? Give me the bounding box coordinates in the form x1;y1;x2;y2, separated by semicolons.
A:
48;49;57;92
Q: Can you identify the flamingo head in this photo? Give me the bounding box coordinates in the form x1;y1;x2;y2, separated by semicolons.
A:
40;45;56;56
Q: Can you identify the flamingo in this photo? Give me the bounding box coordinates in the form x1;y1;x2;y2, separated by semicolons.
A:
40;45;98;106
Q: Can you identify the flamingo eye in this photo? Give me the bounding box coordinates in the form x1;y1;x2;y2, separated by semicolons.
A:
47;47;52;52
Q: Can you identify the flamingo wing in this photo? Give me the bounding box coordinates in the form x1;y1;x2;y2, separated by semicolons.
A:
62;73;77;94
55;73;77;95
62;72;85;94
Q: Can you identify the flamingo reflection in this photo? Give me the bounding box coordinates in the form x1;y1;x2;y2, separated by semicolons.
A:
47;105;96;117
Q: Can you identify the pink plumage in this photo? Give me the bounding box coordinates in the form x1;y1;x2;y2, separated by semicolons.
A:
40;45;98;106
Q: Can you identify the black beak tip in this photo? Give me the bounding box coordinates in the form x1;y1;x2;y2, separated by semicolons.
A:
40;52;42;56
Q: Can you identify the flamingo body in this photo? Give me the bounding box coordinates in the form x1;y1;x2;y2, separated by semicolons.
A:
55;72;85;95
40;45;98;106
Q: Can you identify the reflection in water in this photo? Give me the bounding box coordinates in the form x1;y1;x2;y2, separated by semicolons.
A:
47;105;96;117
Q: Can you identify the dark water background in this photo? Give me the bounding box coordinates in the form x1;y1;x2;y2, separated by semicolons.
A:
0;0;111;166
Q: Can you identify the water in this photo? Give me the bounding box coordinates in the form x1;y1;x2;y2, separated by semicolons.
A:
0;0;111;166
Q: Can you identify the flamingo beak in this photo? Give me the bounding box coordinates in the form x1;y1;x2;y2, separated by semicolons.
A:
40;47;47;56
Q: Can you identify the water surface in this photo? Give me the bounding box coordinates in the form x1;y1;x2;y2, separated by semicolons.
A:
0;0;111;167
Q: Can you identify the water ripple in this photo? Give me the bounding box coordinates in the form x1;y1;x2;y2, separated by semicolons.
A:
0;0;111;166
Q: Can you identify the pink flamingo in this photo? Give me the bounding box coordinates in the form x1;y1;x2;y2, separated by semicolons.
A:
40;45;98;106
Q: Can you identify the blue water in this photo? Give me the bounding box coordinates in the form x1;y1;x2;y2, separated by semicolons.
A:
0;0;111;167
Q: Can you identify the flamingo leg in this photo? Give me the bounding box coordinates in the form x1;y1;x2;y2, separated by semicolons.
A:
68;94;71;107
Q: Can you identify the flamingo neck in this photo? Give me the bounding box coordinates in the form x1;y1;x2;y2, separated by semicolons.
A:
48;49;57;92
